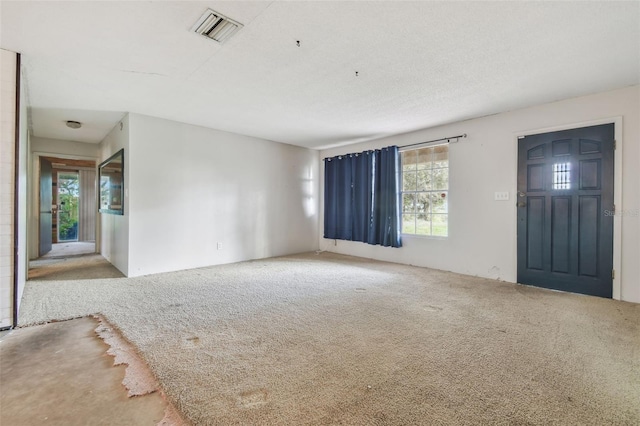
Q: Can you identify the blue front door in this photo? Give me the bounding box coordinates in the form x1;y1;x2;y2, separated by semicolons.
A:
517;123;615;298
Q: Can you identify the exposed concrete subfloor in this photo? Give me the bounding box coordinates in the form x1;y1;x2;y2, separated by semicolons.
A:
0;317;168;426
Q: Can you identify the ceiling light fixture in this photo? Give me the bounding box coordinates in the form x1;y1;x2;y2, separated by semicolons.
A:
66;120;82;129
192;9;243;44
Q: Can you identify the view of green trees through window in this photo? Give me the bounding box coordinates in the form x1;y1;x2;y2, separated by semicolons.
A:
58;172;79;241
401;145;449;237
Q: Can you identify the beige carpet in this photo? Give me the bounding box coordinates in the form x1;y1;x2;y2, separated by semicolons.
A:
18;252;640;425
29;254;124;281
41;241;96;258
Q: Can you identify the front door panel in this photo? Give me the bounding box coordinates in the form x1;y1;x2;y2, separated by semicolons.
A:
517;124;614;298
39;158;53;257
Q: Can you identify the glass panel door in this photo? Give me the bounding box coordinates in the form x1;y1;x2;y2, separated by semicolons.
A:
57;172;80;242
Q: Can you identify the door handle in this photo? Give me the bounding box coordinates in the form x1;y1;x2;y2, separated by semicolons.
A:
516;201;526;208
518;191;526;197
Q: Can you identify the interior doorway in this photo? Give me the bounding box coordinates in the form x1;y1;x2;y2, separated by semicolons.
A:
30;153;125;282
37;156;97;258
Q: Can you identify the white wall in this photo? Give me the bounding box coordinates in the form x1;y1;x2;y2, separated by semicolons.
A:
99;116;129;276
320;86;639;303
126;113;319;277
31;137;99;158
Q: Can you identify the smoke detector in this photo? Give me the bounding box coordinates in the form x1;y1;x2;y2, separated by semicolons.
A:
192;9;243;44
66;120;82;129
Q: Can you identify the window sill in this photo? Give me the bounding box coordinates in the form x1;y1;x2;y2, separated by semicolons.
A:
401;233;448;240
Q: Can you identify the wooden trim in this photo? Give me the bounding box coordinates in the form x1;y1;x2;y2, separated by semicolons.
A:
12;53;21;328
42;156;96;169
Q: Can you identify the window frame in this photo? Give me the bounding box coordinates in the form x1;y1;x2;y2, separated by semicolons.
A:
399;143;450;238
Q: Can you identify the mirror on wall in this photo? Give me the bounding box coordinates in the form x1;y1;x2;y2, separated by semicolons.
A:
98;149;124;215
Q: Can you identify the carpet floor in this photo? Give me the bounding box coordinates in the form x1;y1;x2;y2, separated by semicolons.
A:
29;254;124;281
18;252;640;425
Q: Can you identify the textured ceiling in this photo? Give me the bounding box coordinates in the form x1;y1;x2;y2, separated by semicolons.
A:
1;1;638;148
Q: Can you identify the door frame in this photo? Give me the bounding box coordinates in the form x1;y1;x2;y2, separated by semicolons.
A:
514;116;623;300
29;151;100;260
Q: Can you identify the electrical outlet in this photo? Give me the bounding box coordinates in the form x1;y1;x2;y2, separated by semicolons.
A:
494;191;510;201
217;242;222;250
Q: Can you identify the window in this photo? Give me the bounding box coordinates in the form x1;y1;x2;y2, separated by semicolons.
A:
552;162;571;189
401;145;448;237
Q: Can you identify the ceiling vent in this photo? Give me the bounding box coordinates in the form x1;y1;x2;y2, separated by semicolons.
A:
192;9;243;44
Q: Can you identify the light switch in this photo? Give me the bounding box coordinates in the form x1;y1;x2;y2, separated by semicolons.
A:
494;191;510;201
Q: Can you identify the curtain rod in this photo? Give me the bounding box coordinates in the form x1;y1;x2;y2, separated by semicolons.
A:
323;133;467;161
399;133;467;149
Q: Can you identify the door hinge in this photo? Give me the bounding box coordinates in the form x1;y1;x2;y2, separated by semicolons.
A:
613;204;616;214
612;269;615;280
613;140;617;150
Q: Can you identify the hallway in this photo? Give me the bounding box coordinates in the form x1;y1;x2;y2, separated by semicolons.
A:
29;244;123;281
